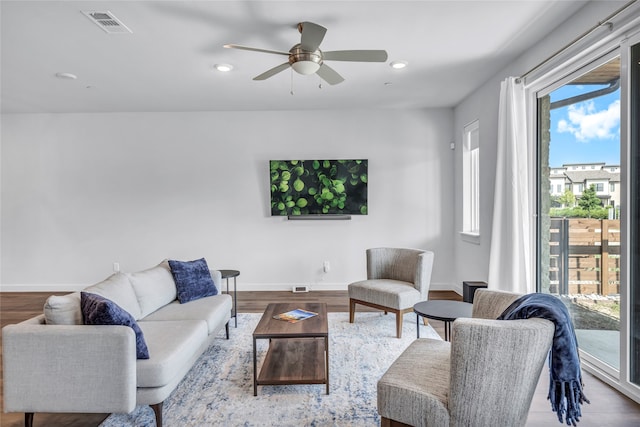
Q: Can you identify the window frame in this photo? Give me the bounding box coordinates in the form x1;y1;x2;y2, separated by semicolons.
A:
525;23;640;401
460;120;480;244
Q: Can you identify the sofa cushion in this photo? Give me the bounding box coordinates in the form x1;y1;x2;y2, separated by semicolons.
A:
85;272;143;320
135;320;208;388
128;260;177;318
142;294;232;334
80;292;149;359
168;258;218;303
44;292;82;325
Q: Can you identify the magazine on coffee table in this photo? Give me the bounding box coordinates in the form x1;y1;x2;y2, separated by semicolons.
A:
273;308;318;323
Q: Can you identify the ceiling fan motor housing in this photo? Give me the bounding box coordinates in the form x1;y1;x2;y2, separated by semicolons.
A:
288;44;322;75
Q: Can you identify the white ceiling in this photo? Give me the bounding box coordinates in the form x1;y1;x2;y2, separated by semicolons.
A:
1;0;588;114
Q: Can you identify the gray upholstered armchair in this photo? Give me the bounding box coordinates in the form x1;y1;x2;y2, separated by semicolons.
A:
377;289;555;427
348;247;434;338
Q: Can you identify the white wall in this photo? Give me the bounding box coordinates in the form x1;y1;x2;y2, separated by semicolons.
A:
1;108;455;291
451;0;626;288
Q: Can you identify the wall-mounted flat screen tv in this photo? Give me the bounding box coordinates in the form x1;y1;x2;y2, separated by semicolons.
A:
270;159;368;216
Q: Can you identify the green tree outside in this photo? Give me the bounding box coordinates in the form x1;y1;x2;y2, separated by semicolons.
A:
557;189;576;208
578;184;603;217
549;185;612;219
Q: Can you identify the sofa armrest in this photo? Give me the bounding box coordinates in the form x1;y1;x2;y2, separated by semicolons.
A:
2;323;137;414
209;269;223;294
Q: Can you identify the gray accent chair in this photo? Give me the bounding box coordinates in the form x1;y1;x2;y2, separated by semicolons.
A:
377;289;555;427
348;248;434;338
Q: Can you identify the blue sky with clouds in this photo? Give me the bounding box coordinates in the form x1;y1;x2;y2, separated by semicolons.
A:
549;85;620;167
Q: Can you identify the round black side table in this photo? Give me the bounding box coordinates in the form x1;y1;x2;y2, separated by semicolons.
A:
220;269;240;328
413;300;473;341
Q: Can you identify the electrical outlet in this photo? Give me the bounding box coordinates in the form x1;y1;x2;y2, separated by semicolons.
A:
113;262;120;272
323;261;330;273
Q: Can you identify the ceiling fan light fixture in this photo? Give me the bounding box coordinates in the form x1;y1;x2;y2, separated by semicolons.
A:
390;60;408;70
288;45;322;75
291;60;320;75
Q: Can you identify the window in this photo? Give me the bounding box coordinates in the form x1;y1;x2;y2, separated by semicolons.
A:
577;183;584;192
557;184;562;193
461;120;480;242
595;183;604;192
611;183;616;192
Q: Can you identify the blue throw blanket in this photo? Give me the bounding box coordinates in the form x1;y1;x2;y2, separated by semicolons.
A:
498;293;589;426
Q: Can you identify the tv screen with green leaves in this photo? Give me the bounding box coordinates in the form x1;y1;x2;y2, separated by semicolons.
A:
269;159;368;216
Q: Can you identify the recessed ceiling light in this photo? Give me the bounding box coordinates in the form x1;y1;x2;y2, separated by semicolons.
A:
214;64;233;72
390;61;408;70
55;72;78;80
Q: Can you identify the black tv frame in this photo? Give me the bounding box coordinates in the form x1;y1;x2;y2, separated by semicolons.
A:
269;159;368;219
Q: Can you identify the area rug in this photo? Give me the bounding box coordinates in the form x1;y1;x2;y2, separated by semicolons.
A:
100;312;441;427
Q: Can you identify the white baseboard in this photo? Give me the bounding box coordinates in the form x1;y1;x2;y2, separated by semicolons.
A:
0;284;86;292
223;281;460;293
1;281;462;295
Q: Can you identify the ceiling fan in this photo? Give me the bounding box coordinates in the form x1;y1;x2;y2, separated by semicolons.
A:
224;21;388;85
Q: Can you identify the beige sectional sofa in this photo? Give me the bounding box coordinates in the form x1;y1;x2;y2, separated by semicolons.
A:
2;260;232;427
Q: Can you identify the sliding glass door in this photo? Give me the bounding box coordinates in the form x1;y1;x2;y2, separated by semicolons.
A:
537;54;621;369
536;38;640;399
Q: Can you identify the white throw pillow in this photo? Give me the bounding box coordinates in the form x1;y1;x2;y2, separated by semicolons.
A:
43;292;82;325
84;272;143;320
128;260;178;318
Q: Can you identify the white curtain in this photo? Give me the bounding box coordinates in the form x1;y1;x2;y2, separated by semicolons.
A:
488;77;532;294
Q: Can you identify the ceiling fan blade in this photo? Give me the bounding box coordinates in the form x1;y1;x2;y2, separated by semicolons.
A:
316;63;344;85
253;62;291;81
224;44;289;56
299;21;327;52
323;50;388;62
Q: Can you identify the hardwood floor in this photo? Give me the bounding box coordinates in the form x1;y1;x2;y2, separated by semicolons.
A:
1;290;638;426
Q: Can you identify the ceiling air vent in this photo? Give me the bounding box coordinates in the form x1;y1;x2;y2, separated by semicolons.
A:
82;11;132;34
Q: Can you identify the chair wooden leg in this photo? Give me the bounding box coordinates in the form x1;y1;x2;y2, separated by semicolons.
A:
151;402;163;427
349;299;356;323
25;413;34;427
396;312;403;338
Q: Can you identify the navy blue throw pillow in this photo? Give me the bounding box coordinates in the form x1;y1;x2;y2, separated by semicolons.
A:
80;292;150;359
168;258;218;303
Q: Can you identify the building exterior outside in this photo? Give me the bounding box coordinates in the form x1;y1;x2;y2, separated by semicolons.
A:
550;163;621;209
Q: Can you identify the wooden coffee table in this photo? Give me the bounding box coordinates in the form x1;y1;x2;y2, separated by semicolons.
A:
252;302;329;396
